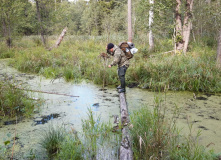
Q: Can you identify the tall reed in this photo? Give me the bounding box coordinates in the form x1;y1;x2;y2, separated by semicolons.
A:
4;35;221;92
40;109;120;159
130;96;219;160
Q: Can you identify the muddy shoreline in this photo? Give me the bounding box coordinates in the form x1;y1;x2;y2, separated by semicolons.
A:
0;59;221;159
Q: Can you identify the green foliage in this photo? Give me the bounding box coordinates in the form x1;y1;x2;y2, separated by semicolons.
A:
127;43;221;92
130;97;169;159
130;96;219;160
40;125;66;158
81;109;117;159
40;109;120;159
0;79;38;118
57;134;84;160
0;42;15;58
8;36;221;93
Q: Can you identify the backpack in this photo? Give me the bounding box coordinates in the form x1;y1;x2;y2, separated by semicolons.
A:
118;42;134;60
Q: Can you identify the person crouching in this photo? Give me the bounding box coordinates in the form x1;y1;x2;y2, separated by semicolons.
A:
106;43;130;93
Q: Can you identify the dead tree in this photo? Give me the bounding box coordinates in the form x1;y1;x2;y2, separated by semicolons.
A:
128;0;132;42
49;27;67;50
175;0;194;54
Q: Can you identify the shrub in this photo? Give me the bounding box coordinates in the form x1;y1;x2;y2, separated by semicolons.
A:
0;79;37;118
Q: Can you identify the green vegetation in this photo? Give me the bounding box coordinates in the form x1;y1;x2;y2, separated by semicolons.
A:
0;78;39;118
0;0;220;93
38;99;219;160
0;0;220;159
40;125;66;158
130;97;219;160
1;36;220;93
40;109;120;159
129;45;221;92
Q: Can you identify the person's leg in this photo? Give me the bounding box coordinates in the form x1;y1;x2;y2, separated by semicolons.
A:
118;66;127;92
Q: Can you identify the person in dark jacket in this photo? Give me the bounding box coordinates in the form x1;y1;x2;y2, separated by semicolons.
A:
106;43;130;93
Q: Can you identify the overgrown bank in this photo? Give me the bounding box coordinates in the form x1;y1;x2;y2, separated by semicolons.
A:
31;99;220;159
0;78;39;118
1;36;221;92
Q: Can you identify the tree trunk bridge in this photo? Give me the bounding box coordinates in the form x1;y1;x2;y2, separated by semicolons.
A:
119;92;133;160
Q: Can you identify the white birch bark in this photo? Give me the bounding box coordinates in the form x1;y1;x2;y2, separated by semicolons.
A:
128;0;132;42
149;0;154;51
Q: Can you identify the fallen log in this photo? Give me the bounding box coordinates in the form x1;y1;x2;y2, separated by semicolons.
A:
119;92;133;160
149;50;174;58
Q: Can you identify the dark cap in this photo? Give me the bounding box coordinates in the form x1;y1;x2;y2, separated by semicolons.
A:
107;43;114;50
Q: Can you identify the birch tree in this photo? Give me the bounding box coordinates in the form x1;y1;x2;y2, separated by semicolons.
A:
128;0;132;42
149;0;154;51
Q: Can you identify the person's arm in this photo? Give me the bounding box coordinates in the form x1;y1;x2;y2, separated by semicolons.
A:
110;49;121;67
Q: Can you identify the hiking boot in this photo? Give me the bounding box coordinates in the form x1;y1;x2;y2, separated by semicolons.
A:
118;88;126;93
116;85;121;89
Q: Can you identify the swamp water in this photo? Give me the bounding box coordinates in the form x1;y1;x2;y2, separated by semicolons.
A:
0;59;221;159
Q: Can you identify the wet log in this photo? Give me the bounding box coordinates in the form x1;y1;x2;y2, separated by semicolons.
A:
49;27;67;50
119;92;133;160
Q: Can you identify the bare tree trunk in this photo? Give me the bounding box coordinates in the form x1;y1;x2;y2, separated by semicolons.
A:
175;0;183;51
49;27;67;50
183;0;194;54
217;29;221;67
175;0;194;53
128;0;132;42
36;0;46;46
149;0;154;51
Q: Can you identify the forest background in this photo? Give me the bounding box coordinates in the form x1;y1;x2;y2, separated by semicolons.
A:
1;0;221;92
1;1;221;159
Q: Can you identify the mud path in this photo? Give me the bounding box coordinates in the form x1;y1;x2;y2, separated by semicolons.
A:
0;59;221;159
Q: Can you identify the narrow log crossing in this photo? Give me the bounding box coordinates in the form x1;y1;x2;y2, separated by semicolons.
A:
119;92;133;160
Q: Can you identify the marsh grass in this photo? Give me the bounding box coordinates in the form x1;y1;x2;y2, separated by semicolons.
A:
81;109;120;159
40;125;66;159
130;96;219;160
0;78;39;118
128;49;221;92
56;133;84;160
41;109;120;159
3;35;221;92
0;42;15;58
39;98;220;160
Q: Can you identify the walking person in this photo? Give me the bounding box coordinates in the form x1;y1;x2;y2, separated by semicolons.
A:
106;43;130;93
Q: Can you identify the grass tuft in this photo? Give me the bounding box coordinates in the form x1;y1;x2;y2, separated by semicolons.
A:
0;78;39;118
130;96;219;160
